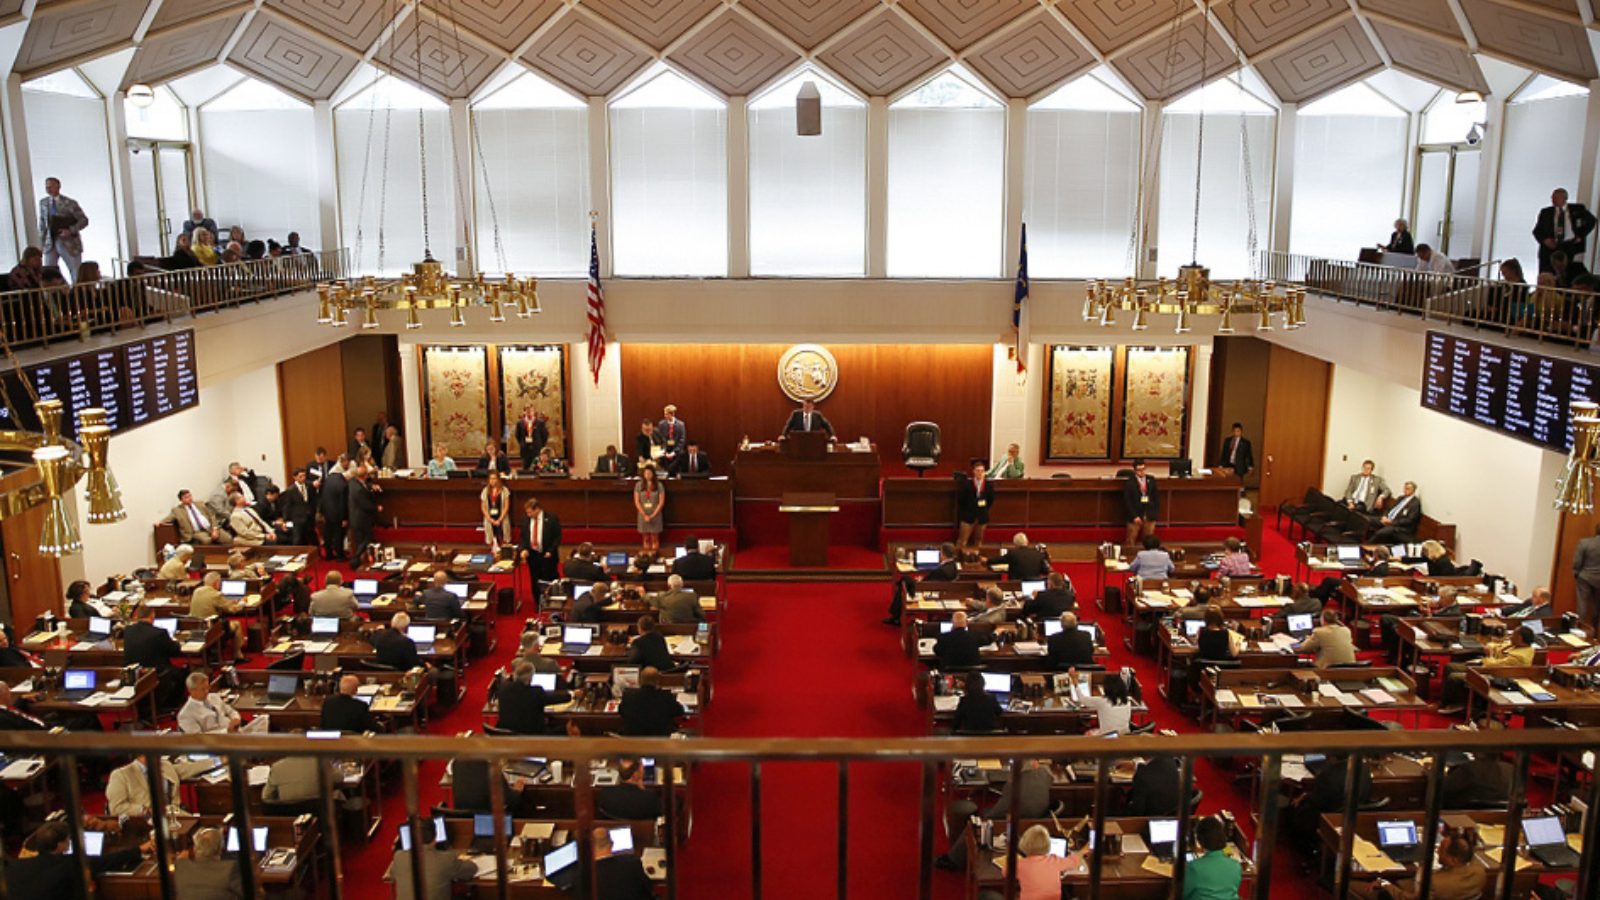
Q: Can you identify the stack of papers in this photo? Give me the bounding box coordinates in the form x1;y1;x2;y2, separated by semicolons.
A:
1012;642;1045;655
933;696;959;712
1352;837;1397;872
0;758;43;779
1558;633;1588;647
248;766;271;785
372;696;403;712
1214;689;1239;705
1493;691;1533;706
1359;689;1396;705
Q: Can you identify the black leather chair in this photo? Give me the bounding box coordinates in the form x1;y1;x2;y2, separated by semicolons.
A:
902;422;941;476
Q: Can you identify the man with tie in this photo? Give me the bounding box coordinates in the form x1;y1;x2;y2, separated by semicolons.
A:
170;489;220;544
228;493;275;546
1122;459;1159;545
1370;481;1423;543
281;468;316;544
37;177;87;284
781;399;834;440
671;440;710;477
1341;459;1391;512
515;408;548;472
1534;187;1597;273
656;405;686;467
593;444;632;477
518;497;563;590
1218;422;1254;479
305;446;333;491
347;465;380;558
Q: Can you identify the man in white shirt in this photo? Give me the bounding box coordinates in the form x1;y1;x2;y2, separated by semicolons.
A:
177;671;240;734
1371;481;1423;543
1416;243;1455;275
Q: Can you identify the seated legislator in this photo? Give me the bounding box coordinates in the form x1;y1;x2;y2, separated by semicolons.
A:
1129;535;1175;579
994;824;1078;900
938;758;1051;870
372;612;422;670
933;612;992;669
173;827;243;900
1075;670;1134;735
1123;754;1182;817
475;440;512;477
1021;572;1076;619
628;616;675;671
309;571;359;619
670;440;711;477
594;444;634;477
671;535;718;581
988;443;1025;479
619;667;685;736
1423;540;1462;576
190;571;246;663
1186;816;1243;900
564;543;611;583
780;398;834;439
592;826;654;900
956;461;995;550
986;533;1050;581
952;672;1002;733
1296;609;1357;668
386;829;476;900
1046;613;1095;670
1370;481;1423;543
1438;625;1537;712
5;821;147;900
1215;537;1252;577
228;492;275;546
1195;608;1239;661
570;583;615;624
599;758;663;820
177;672;241;734
646;574;704;624
1342;459;1391;512
416;571;465;621
923;543;960;582
322;674;378;734
967;587;1007;625
1440;752;1512;810
1352;832;1485;900
497;660;572;735
159;543;194;580
425;443;457;478
0;629;34;670
1284;754;1372;847
107;757;185;817
170;489;221;544
123;605;186;707
1123;460;1159;544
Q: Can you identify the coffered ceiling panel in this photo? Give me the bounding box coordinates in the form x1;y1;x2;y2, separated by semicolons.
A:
124;12;245;88
1255;16;1383;104
1458;0;1596;83
374;10;501;97
963;9;1095;99
897;0;1033;53
227;12;361;99
0;0;23;19
1370;21;1489;95
1218;0;1345;58
1109;14;1238;101
739;0;877;50
265;0;392;54
1511;0;1581;17
520;8;652;96
15;0;145;74
1057;0;1190;55
419;0;561;54
815;8;945;96
581;0;721;50
667;9;799;96
149;0;250;34
1356;0;1462;40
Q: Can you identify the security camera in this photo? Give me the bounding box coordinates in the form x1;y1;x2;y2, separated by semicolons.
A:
1465;123;1485;146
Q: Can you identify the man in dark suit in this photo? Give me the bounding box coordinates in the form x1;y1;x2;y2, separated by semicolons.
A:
1123;459;1159;545
1218;422;1254;479
671;536;717;581
932;613;991;669
618;667;684;736
570;583;615;623
1440;752;1512;810
451;759;521;815
348;428;371;461
593;444;633;477
656;405;687;468
592;826;654;900
885;543;961;625
1534;187;1597;273
628;616;674;671
518;497;562;589
1046;612;1095;670
598;758;662;820
1021;573;1076;619
1124;754;1182;816
280;468;317;545
124;605;182;672
1369;481;1422;543
780;399;833;439
371;412;393;462
670;440;711;477
634;421;666;468
564;543;610;583
6;821;145;900
922;543;959;582
985;532;1049;580
346;466;380;559
416;571;464;621
372;612;422;670
321;674;378;733
318;464;349;559
514;409;548;472
496;660;571;735
305;447;333;492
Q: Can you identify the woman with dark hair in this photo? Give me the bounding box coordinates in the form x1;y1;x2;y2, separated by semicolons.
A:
1072;669;1134;735
634;463;665;553
66;580;96;618
952;671;1002;734
1130;534;1174;579
1196;607;1237;661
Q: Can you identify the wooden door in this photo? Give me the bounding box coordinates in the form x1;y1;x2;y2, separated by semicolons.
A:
1258;344;1332;510
0;469;64;628
278;343;346;471
1551;509;1597;615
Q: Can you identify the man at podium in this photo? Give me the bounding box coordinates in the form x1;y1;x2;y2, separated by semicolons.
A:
780;399;834;441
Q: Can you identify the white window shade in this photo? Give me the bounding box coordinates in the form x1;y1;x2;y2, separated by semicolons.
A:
887;70;1004;278
1493;89;1588;279
1157;109;1275;279
609;70;727;277
124;87;187;140
0;135;15;260
201;81;321;251
335;78;455;276
23;82;119;270
1291;85;1407;261
748;72;866;276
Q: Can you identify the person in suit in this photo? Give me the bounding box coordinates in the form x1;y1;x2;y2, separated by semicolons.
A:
37;178;88;284
305;447;333;492
475;440;512;477
1342;459;1391;512
1046;612;1095;669
309;571;359;619
967;587;1007;625
347;466;380;558
564;544;611;583
592;826;654;900
985;532;1049;580
123;604;183;673
628;615;675;670
571;583;615;624
937;758;1051;869
1370;481;1422;543
497;660;571;735
1354;832;1485;900
386;831;477;900
170;489;221;544
1439;752;1511;810
671;536;717;581
514;408;549;471
952;672;1002;733
228;493;275;546
159;543;194;580
416;572;464;621
6;821;146;900
933;612;991;669
1021;573;1076;619
321;674;377;733
1383;218;1415;255
988;443;1025;479
373;612;423;670
106;756;185;816
634;421;666;468
594;444;633;477
598;758;663;820
1123;754;1182;816
1296;609;1357;667
519;497;562;589
1574;523;1600;628
956;460;995;550
348;428;371;462
190;573;246;662
1534;187;1597;273
1123;459;1159;544
656;405;687;468
318;462;349;559
671;440;711;477
781;399;834;439
450;758;522;815
173;827;243;900
280;469;316;545
1218;422;1254;479
923;543;959;582
380;426;403;470
618;666;684;736
646;575;703;624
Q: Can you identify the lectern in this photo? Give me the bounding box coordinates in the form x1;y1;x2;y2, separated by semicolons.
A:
779;492;838;567
783;429;829;460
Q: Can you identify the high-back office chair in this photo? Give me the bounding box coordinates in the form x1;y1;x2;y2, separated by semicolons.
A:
902;422;941;476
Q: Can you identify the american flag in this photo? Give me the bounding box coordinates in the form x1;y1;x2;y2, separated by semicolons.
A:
586;224;606;385
1013;223;1030;383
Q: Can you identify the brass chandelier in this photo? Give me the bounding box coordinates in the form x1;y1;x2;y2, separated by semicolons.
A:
0;399;126;557
1554;401;1599;514
1082;266;1306;334
316;263;540;329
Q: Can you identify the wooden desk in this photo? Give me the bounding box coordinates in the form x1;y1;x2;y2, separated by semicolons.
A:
225;668;433;731
1463;664;1600;726
374;476;734;530
732;444;881;500
1198;666;1425;730
531;622;714;673
883;477;1242;530
405;817;667;898
264;622;469;688
915;622;1109;673
22;618;224;668
182;757;383;838
922;670;1149;735
1152;622;1306;704
886;542;1059;581
1317;809;1577;896
439;759;690;833
1132;581;1290;657
98;814;321;900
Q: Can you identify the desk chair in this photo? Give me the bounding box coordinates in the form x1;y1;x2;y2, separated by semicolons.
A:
345;659;401;673
262;797;321;817
266;649;307;671
902;422;941;477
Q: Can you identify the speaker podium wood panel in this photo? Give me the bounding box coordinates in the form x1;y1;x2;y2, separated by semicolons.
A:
620;344;994;477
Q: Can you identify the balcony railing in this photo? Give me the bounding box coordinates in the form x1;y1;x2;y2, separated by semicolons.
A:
0;250;350;351
1258;250;1600;346
0;727;1597;900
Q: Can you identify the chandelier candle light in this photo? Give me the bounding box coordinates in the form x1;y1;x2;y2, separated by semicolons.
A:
1;399;126;556
1082;268;1305;334
317;262;540;329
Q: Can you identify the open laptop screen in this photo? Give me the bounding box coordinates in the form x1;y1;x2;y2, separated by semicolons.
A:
1524;816;1566;847
220;580;246;597
981;673;1011;694
443;583;468;598
1377;821;1417;847
1287;614;1314;633
352;579;379;596
1148;819;1179;845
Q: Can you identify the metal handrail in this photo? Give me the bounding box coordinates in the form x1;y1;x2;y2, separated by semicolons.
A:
0;727;1596;900
1258;249;1599;345
0;249;350;351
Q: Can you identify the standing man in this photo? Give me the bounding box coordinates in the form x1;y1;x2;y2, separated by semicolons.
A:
1218;422;1254;480
1574;524;1600;628
1341;460;1390;512
1534;187;1597;274
347;466;380;559
37;178;87;285
518;497;562;592
1123;459;1159;545
319;458;349;560
281;468;316;545
781;399;834;440
515;408;548;471
371;412;393;461
305;446;333;492
657;405;686;468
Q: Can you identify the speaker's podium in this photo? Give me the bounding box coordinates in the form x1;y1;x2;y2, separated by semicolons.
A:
779;492;838;566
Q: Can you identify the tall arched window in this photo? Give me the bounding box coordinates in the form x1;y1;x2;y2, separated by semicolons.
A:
201;79;320;251
1493;76;1588;278
1291;81;1407;261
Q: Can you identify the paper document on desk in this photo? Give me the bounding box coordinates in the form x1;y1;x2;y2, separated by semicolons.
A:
248;765;270;786
1214;690;1238;705
1012;642;1045;655
1141;857;1173;877
298;641;332;654
1275;694;1304;708
1559;633;1588;647
1141;595;1173;608
109;686;137;702
1280;760;1312;781
667;638;699;656
1359;689;1396;705
71;641;98;650
180;641;205;653
1496;691;1532;705
407;563;431;573
0;759;42;779
675;692;698;710
918;639;935;655
933;696;959;713
357;684;383;695
471;857;498;877
372;696;403;712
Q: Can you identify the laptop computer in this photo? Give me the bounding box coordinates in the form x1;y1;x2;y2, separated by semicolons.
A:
1147;818;1180;862
220;580;247;598
265;674;299;702
226;826;269;855
443;583;469;599
397;817;448;851
560;625;594;655
914;549;941;570
1048;837;1068;857
1020;580;1045;596
58;669;97;700
1376;820;1421;864
85;616;113;640
406;624;437;650
1078;623;1099;642
531;673;558;691
80;831;105;857
445;470;472;479
939;622;954;634
674;547;688;559
1336;545;1363;564
470;814;512;851
351;579;380;601
609;826;635;854
1044;620;1063;637
981;673;1011;696
544;841;580;890
1524;815;1579;867
310;617;341;636
606;552;629;567
153;618;180;637
1286;613;1315;637
1184;619;1206;639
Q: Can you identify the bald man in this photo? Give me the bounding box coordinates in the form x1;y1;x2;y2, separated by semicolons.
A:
646;574;702;624
416;571;464;621
320;674;376;734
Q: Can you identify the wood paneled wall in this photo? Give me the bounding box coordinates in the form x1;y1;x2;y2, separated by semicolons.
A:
278;343;347;469
620;344;994;476
1259;343;1332;510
